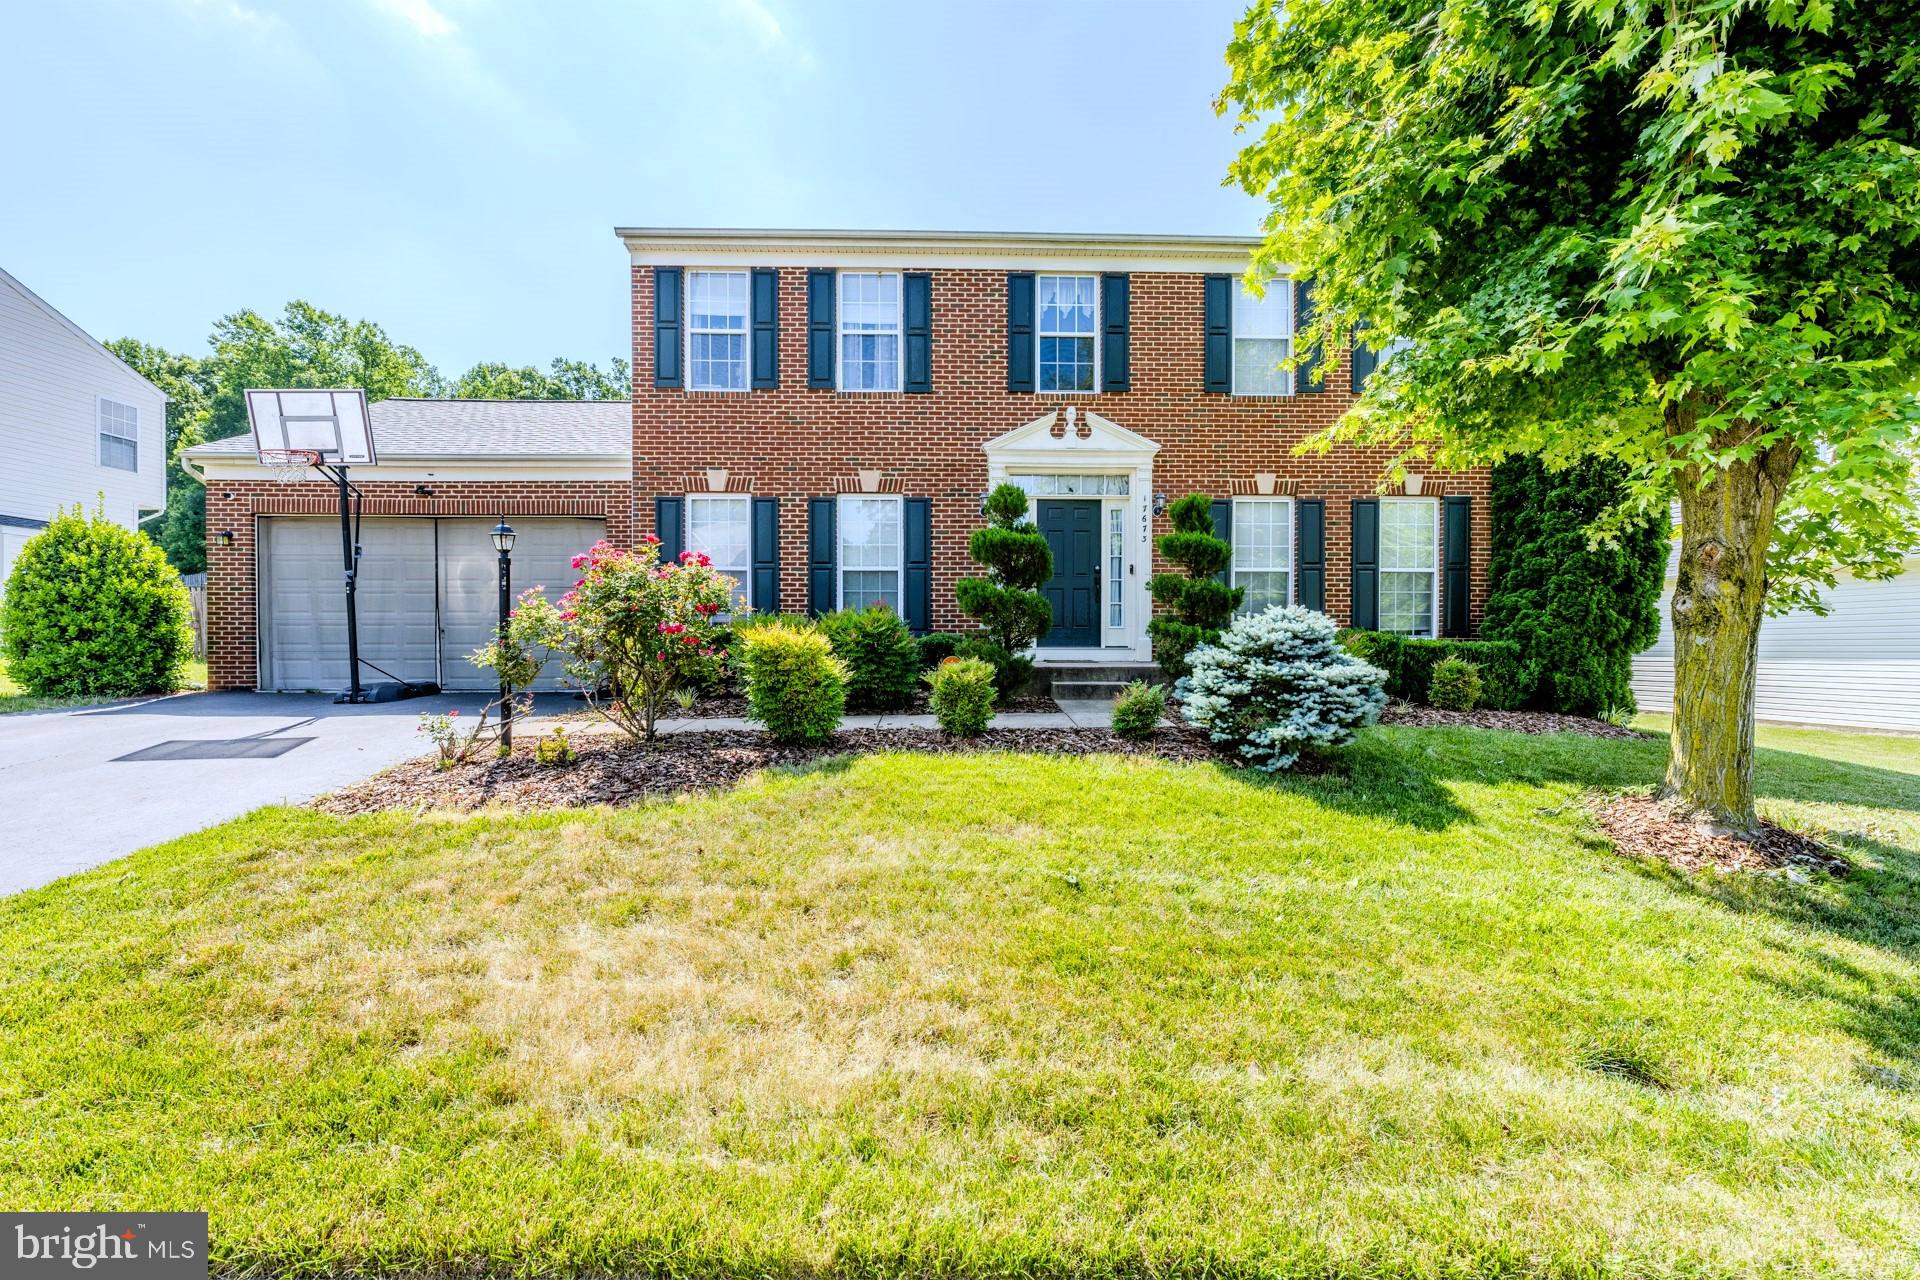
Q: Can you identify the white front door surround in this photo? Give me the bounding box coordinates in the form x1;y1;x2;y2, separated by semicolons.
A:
981;409;1158;663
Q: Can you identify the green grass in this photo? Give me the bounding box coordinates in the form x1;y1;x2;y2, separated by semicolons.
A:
3;724;1919;1277
0;656;205;714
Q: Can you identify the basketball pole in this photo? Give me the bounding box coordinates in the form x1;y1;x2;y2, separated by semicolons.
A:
334;462;364;705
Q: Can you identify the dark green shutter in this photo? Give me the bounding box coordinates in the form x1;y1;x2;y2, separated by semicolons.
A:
1350;498;1379;630
1006;272;1035;392
750;268;779;389
1296;498;1326;612
807;270;835;389
751;496;780;612
1203;275;1232;393
653;268;682;389
654;495;684;564
904;272;932;393
904;497;932;634
1101;273;1130;391
1211;499;1232;586
1349;330;1378;394
807;497;836;616
1295;279;1323;393
1443;495;1472;637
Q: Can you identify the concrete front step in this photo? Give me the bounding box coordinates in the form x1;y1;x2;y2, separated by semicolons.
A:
1049;680;1134;702
1032;662;1163;693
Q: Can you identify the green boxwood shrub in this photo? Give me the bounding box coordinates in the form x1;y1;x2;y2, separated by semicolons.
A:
820;604;919;711
1336;631;1526;709
953;636;1033;699
739;625;847;743
917;632;966;670
1109;680;1168;740
1427;657;1483;711
927;656;996;737
1;505;195;697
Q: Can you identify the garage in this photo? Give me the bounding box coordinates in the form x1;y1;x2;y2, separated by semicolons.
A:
257;516;604;692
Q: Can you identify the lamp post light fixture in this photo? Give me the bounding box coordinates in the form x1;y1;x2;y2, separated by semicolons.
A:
492;517;517;749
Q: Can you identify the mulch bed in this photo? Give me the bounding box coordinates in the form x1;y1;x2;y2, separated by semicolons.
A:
1378;701;1641;739
660;690;1058;719
315;724;1222;816
1588;792;1850;877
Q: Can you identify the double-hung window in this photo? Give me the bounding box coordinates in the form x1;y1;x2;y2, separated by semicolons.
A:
98;399;138;471
685;494;752;610
837;494;902;611
1037;274;1097;392
1232;498;1292;614
1232;280;1293;396
838;271;901;391
1379;498;1438;636
688;271;749;391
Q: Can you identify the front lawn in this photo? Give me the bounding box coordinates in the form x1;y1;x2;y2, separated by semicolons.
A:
3;724;1917;1277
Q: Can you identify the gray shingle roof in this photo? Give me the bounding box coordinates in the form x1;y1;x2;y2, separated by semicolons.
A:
187;398;630;459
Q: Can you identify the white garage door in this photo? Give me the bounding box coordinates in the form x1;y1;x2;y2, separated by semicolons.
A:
257;517;605;693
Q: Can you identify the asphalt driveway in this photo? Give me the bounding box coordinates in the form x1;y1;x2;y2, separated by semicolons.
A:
0;690;572;896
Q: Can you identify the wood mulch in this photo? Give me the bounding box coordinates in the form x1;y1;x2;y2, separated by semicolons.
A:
1587;792;1850;877
649;689;1058;719
1378;701;1642;739
314;723;1222;816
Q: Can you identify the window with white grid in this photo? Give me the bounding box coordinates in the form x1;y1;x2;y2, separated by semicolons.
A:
688;271;749;391
1379;499;1438;637
838;494;902;611
1232;280;1293;396
1037;274;1097;392
98;399;138;471
1232;498;1292;614
837;272;901;391
686;494;752;609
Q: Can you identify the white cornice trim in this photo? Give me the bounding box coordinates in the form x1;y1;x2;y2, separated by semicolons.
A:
189;454;630;483
617;227;1274;274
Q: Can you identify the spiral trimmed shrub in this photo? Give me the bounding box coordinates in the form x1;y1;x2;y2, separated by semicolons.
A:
1180;606;1388;771
740;624;848;743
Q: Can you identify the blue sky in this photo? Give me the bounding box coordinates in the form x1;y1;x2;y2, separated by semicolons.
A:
1;0;1264;377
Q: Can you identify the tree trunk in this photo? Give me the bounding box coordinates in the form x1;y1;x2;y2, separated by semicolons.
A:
1665;416;1798;834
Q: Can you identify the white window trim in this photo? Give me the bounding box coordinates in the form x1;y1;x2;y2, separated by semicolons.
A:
1035;272;1101;395
1231;496;1294;613
835;270;904;393
686;269;751;393
97;396;139;472
836;493;904;611
1230;279;1295;398
1378;495;1441;639
684;493;753;610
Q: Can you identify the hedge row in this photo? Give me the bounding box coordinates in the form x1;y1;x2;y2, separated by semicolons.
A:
1337;630;1528;710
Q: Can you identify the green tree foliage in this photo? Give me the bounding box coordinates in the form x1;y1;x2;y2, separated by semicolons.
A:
1;505;195;696
451;357;630;401
1147;494;1241;679
104;338;214;572
1484;457;1670;717
956;484;1053;686
1221;0;1920;829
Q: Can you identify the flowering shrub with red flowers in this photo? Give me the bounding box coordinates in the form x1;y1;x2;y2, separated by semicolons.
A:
543;537;737;740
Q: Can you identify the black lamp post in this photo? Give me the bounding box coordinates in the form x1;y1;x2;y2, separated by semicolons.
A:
491;517;517;748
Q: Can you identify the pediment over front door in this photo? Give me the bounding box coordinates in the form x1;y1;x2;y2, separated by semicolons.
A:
980;409;1161;468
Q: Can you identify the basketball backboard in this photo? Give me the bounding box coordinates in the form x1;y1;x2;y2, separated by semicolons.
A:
245;389;377;467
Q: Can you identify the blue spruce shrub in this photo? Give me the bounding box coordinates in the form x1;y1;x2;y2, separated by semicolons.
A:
1180;606;1388;771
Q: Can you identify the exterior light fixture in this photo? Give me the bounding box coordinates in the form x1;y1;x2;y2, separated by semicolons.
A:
1153;492;1169;515
216;529;235;546
493;517;517;749
490;517;517;554
413;484;435;497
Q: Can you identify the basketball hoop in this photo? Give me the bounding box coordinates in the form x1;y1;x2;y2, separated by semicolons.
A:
259;447;323;484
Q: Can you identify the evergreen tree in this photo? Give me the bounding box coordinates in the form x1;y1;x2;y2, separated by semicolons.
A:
954;484;1052;693
1147;494;1242;678
1483;458;1669;717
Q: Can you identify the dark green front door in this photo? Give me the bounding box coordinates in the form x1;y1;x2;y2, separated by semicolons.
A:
1037;499;1100;647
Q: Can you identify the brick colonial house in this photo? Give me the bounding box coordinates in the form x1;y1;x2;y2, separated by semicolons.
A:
187;228;1489;692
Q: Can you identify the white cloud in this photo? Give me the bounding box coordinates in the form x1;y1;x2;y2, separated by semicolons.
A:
717;0;815;72
370;0;458;39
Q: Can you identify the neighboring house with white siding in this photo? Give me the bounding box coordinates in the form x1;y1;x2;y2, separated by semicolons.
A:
0;267;168;591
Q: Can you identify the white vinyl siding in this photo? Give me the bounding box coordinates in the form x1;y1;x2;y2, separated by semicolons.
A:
837;494;902;611
687;271;749;391
1232;498;1293;614
1037;274;1097;393
837;272;901;392
1232;280;1292;396
685;494;752;609
1379;498;1438;637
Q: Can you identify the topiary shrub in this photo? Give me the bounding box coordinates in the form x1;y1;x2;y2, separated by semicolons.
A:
739;624;848;743
953;635;1034;699
1109;680;1168;740
1338;628;1405;693
956;483;1052;661
0;504;194;697
1337;631;1525;709
917;632;966;670
1181;606;1388;771
1427;657;1483;711
1148;494;1242;679
927;656;997;737
820;604;920;712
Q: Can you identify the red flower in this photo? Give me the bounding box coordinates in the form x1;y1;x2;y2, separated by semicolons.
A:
558;610;577;621
570;554;587;569
642;534;661;546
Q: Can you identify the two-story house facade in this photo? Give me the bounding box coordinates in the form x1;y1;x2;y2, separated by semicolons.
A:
0;267;168;592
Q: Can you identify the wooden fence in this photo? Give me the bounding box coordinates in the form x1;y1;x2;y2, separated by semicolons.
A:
181;571;207;659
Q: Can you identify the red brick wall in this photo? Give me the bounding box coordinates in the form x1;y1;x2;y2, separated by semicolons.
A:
203;480;634;690
630;265;1491;635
